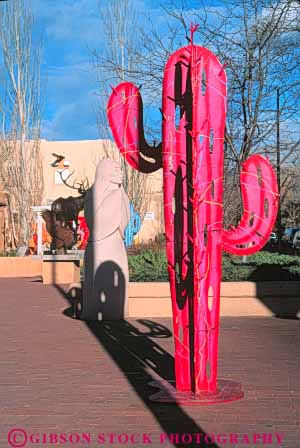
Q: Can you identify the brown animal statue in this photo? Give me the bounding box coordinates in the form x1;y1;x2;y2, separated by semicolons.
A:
42;170;89;253
41;209;75;254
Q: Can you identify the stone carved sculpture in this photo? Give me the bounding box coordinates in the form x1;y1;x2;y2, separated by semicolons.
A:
81;159;130;320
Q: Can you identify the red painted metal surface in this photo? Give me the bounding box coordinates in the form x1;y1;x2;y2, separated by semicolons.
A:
77;216;89;250
222;154;278;255
149;379;243;405
107;26;278;397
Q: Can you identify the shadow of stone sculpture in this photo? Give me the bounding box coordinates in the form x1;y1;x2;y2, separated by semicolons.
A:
80;159;130;321
83;261;126;320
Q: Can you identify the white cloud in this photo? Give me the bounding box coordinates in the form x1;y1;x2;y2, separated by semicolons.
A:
42;97;100;141
31;0;100;45
41;62;100;140
33;0;190;140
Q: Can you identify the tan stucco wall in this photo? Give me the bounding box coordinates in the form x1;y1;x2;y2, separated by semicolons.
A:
41;139;114;203
40;139;164;242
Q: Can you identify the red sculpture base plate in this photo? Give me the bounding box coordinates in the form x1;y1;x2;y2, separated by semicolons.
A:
149;379;244;405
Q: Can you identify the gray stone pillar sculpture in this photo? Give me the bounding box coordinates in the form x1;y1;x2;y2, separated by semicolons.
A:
81;159;130;320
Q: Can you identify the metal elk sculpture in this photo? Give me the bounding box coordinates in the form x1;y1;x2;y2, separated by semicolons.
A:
107;25;279;403
42;170;89;254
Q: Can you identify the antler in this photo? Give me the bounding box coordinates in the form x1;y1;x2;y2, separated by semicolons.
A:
78;176;90;195
59;169;89;195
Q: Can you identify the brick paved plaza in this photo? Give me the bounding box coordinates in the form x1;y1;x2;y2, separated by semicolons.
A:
0;278;299;448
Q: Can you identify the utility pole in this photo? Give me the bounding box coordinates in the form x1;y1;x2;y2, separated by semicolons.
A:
276;88;282;248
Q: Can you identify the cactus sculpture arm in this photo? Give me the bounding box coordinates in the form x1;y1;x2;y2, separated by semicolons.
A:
107;25;278;397
222;154;278;255
107;83;162;173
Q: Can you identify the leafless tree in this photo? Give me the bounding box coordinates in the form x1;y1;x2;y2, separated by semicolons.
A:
167;0;300;223
167;1;300;156
0;0;43;247
282;201;300;227
92;0;163;219
94;0;300;228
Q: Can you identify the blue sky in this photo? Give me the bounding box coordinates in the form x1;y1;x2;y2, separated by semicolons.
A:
31;0;115;141
24;0;194;141
1;0;298;143
0;0;225;142
28;0;212;141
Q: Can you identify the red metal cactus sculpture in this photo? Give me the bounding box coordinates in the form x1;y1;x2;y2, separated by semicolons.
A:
107;25;278;402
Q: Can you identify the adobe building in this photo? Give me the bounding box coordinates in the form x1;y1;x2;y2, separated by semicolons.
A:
40;139;164;243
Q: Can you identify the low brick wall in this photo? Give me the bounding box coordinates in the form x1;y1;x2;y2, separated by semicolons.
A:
0;257;81;285
0;259;298;318
128;281;300;318
0;257;42;278
42;259;80;285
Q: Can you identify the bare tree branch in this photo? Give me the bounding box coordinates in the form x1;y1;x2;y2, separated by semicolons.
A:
0;0;44;246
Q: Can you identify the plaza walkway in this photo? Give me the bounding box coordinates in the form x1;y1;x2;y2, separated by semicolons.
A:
0;277;299;448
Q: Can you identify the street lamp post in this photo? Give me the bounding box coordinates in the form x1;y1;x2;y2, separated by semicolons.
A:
276;88;282;248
